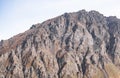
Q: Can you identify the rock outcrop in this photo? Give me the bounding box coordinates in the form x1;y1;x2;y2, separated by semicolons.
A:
0;10;120;78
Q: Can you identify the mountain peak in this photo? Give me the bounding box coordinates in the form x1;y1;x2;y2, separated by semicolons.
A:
0;10;120;78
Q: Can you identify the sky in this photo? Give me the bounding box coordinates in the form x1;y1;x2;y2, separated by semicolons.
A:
0;0;120;40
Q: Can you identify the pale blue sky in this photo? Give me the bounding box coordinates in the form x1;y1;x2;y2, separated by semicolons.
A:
0;0;120;40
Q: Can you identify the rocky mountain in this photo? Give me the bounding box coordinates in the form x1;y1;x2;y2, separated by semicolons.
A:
0;10;120;78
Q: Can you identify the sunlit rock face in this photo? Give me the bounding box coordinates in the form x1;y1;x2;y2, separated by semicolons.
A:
0;10;120;78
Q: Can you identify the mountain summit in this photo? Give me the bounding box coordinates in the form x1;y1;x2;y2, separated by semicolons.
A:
0;10;120;78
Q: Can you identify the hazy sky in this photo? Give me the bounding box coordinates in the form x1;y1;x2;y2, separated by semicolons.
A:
0;0;120;40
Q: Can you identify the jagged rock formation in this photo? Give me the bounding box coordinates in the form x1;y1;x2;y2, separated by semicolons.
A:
0;10;120;78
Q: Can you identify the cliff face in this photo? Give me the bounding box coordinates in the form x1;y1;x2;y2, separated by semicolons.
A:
0;10;120;78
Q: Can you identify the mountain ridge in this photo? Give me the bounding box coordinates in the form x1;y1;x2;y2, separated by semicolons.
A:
0;10;120;78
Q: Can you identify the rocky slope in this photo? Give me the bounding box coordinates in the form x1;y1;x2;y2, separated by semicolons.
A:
0;10;120;78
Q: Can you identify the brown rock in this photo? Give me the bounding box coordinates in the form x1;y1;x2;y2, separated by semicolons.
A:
0;10;120;78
